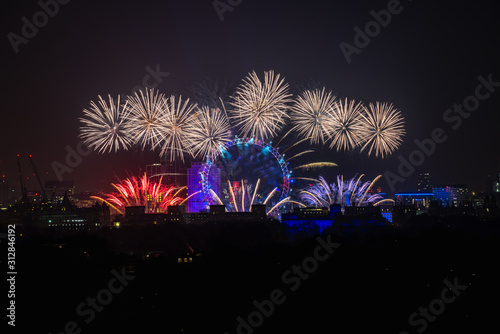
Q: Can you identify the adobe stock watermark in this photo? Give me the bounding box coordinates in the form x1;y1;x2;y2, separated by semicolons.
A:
118;64;170;102
50;64;169;181
48;267;135;334
224;235;341;334
384;73;500;192
51;140;92;182
339;0;407;64
213;0;243;22
399;276;468;334
7;0;71;54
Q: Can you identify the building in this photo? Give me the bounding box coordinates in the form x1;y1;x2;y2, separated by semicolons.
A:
72;192;101;208
417;172;432;193
146;158;190;191
37;196;110;229
281;205;391;236
432;185;469;207
45;180;75;203
123;204;267;225
187;162;220;213
393;192;434;209
379;205;393;223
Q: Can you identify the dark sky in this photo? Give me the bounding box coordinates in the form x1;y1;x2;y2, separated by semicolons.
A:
2;0;500;197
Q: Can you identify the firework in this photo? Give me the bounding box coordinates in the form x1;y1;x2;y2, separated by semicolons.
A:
299;175;387;208
291;88;337;144
201;136;291;214
358;102;405;158
158;95;197;161
91;173;184;214
293;162;338;170
79;95;132;153
222;180;271;212
126;89;167;150
189;106;231;159
328;98;364;151
229;70;292;140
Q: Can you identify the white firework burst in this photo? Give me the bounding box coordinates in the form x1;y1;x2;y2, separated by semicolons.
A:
79;94;132;153
229;70;292;140
158;95;197;161
126;89;167;150
189;106;232;159
291;88;337;144
328;98;364;151
358;102;405;158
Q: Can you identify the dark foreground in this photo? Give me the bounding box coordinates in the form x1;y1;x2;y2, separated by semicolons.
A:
3;218;500;334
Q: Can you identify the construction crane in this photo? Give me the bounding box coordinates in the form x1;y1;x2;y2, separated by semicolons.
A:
16;154;27;199
29;154;47;203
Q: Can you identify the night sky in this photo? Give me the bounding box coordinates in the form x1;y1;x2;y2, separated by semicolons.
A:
2;0;500;196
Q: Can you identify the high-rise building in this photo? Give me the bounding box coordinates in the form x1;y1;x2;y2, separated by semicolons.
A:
146;158;190;191
187;162;220;212
417;172;432;192
432;185;469;207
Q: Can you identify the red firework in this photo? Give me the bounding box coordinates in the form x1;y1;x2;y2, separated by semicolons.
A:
92;173;185;214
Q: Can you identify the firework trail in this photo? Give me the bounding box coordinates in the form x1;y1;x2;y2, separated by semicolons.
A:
291;88;337;144
79;95;132;153
158;95;197;161
126;89;167;150
293;162;338;170
267;197;306;215
189;106;231;159
229;70;292;140
328;98;364;151
91;173;184;214
358;102;405;158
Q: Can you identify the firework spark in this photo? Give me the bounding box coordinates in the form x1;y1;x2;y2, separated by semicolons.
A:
291;88;337;144
358;102;405;158
126;89;167;150
189;106;231;159
158;95;197;161
79;95;132;153
299;175;386;208
229;70;292;140
328;98;364;151
91;173;184;214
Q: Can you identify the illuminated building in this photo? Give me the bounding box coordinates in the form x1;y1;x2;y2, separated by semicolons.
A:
45;180;75;202
379;205;393;223
187;162;220;213
281;205;390;236
39;197;109;229
417;172;432;193
394;192;434;209
146;158;190;191
432;185;469;207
